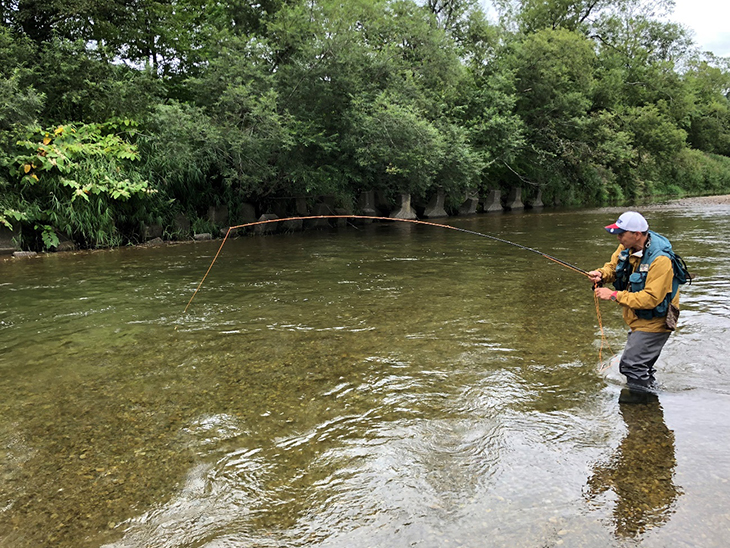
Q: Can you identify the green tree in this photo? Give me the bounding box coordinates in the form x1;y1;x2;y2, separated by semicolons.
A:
506;28;596;199
263;0;480;201
425;0;478;32
590;0;693;116
683;56;730;156
346;92;444;198
138;102;223;214
31;38;163;123
455;8;525;185
494;0;618;33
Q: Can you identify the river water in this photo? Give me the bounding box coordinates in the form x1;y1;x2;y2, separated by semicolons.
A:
1;204;729;548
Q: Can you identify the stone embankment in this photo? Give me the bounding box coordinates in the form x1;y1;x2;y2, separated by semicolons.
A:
3;193;729;261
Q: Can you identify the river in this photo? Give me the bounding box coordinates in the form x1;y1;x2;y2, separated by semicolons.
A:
1;203;729;547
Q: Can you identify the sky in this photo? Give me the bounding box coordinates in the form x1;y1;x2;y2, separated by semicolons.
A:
669;0;730;57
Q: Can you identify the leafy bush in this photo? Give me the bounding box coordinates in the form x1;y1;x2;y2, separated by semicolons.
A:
3;121;158;249
665;148;730;196
139;102;223;212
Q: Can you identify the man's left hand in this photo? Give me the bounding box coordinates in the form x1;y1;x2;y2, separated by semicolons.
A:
595;287;615;301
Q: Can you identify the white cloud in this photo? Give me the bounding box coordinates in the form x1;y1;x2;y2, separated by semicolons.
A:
669;0;730;56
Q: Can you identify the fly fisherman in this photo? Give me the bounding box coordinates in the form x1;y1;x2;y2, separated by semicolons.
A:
588;212;683;396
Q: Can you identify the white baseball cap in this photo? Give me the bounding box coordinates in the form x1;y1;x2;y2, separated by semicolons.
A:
604;211;649;234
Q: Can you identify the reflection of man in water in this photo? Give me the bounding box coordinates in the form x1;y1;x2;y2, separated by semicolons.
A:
585;395;681;538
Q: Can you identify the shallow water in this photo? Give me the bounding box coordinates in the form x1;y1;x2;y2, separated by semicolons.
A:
1;205;729;547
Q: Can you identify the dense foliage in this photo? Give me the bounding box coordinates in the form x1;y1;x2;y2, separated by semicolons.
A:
2;0;730;249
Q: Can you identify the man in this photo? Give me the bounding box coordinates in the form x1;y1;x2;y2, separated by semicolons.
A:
588;211;681;392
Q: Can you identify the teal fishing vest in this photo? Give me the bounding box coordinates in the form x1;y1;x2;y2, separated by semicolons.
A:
613;231;683;319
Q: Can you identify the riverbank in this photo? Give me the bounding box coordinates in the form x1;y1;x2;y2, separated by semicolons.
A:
665;194;730;205
4;194;730;262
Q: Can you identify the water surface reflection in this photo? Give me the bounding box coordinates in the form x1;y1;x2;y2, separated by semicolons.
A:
586;394;680;539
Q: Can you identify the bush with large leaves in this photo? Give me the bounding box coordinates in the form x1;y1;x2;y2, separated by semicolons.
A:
3;121;158;249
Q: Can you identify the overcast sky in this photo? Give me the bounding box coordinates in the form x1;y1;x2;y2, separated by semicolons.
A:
668;0;730;57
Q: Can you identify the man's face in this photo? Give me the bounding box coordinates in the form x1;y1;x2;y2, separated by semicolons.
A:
616;231;643;250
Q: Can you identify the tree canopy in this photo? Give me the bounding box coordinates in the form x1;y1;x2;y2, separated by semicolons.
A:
2;0;730;249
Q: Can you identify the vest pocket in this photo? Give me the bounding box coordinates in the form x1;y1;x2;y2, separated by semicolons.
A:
629;272;644;292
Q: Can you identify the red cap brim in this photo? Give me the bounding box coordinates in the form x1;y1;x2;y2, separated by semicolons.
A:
604;223;625;234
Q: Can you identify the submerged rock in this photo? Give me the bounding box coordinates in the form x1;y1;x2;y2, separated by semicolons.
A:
13;251;37;258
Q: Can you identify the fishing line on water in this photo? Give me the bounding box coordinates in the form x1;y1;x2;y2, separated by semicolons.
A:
182;214;615;367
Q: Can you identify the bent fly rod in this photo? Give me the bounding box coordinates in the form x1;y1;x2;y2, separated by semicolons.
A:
183;214;591;314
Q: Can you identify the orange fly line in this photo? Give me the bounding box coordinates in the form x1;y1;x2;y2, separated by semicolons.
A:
181;215;615;368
